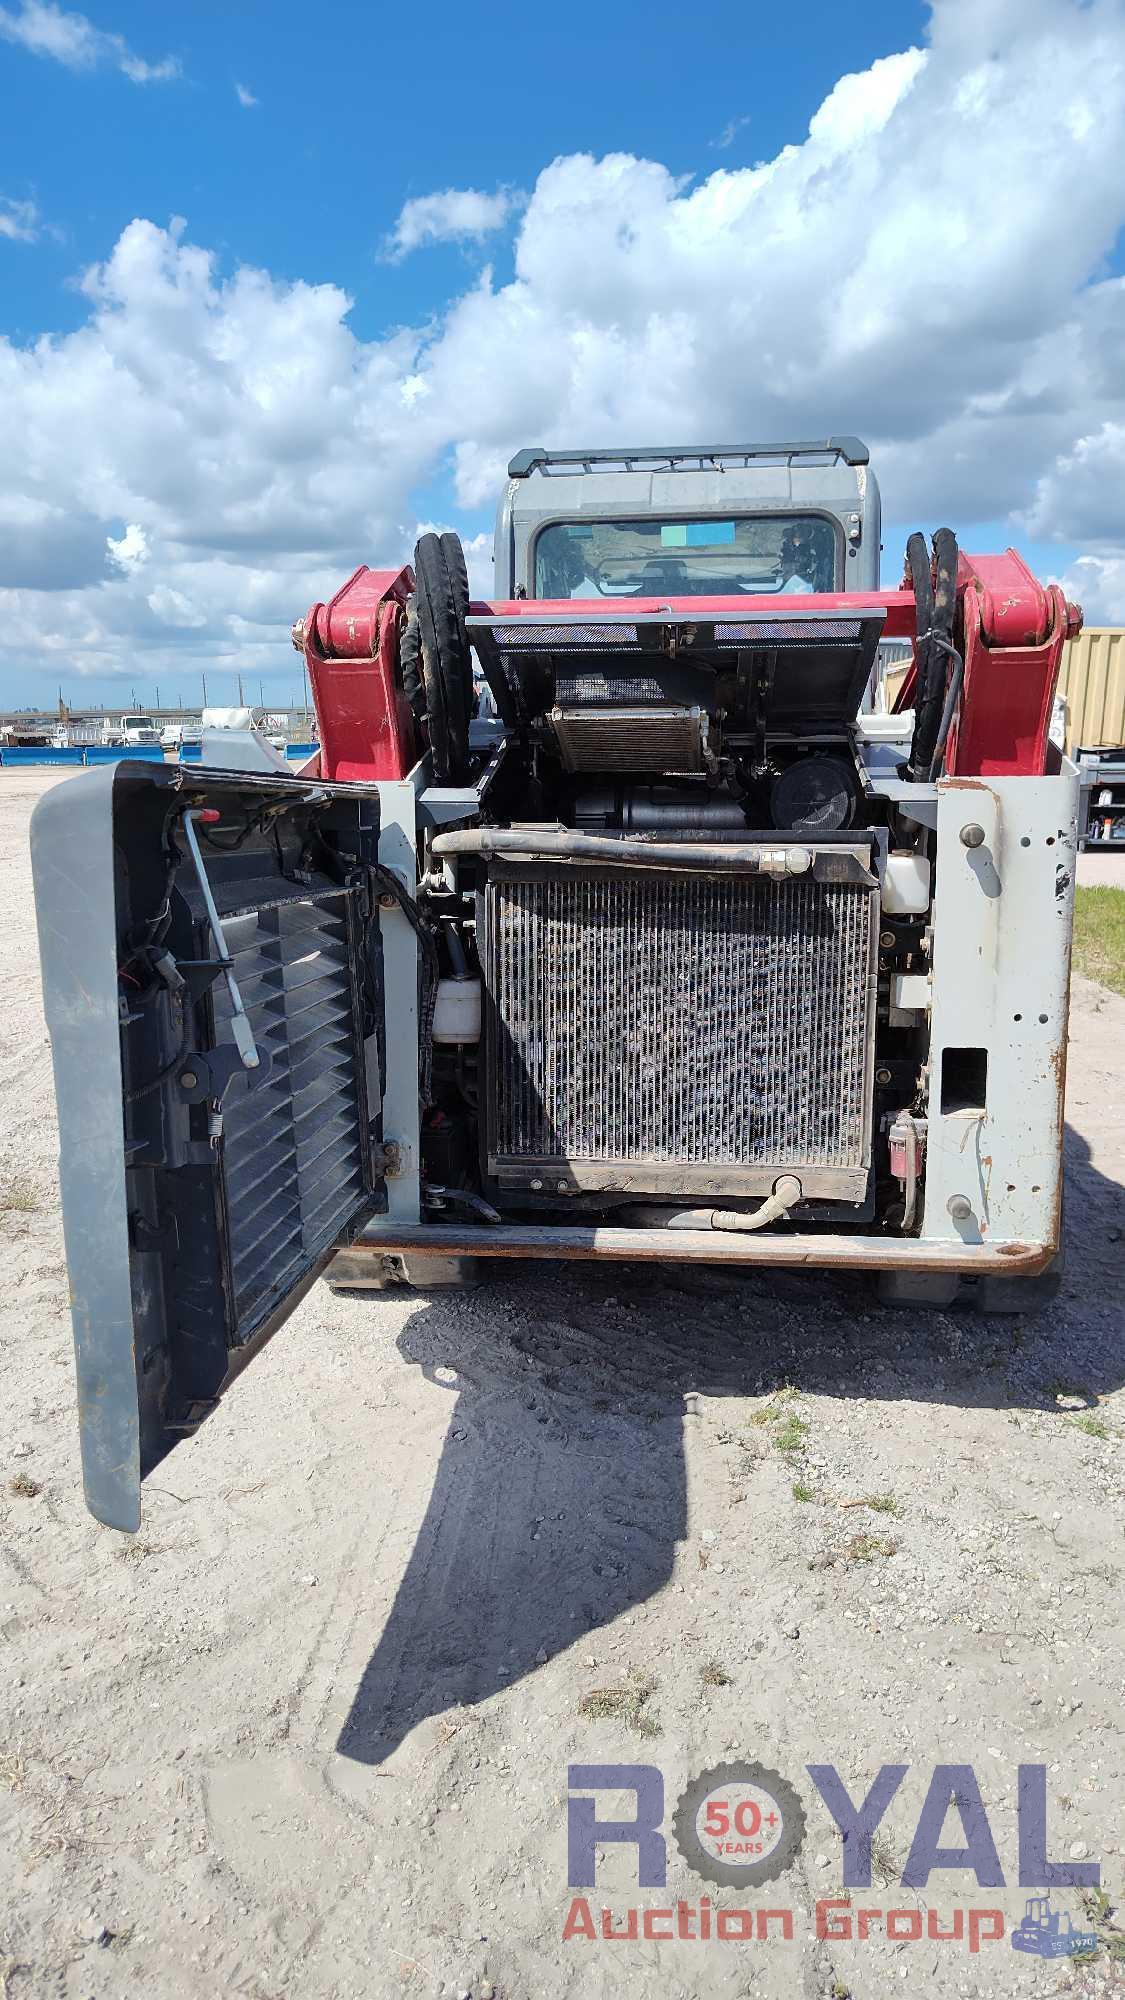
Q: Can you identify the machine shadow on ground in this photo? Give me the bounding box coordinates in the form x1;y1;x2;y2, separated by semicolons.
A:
337;1124;1123;1766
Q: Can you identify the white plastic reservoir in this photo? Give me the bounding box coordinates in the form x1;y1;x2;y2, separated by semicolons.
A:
882;851;931;914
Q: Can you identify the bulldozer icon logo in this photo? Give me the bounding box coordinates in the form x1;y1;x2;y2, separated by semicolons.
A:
1010;1895;1099;1960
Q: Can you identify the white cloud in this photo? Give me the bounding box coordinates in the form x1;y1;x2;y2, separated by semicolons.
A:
1052;554;1125;625
1020;417;1125;546
235;81;257;107
106;523;148;572
147;583;206;628
384;186;520;259
0;194;39;241
0;1;178;81
711;115;750;151
5;0;1125;696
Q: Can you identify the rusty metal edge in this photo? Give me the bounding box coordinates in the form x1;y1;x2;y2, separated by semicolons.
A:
337;1225;1055;1275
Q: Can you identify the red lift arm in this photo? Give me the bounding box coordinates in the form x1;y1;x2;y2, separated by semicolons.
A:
296;547;1081;785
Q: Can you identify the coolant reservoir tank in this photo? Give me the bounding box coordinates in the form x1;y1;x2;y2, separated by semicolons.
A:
432;977;482;1043
882;851;931;914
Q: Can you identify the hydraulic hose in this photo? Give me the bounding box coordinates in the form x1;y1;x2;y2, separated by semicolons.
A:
908;528;959;781
431;826;816;875
623;1177;803;1234
926;640;965;781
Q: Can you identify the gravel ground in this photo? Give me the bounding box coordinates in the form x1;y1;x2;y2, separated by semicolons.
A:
0;767;1122;2000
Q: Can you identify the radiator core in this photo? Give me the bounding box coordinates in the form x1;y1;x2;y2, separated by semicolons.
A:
483;861;878;1201
548;702;705;773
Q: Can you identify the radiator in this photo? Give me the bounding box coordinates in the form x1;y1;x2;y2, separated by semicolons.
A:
483;859;878;1202
548;702;706;773
212;888;370;1338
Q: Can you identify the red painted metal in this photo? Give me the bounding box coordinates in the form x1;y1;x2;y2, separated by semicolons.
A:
299;564;416;782
948;555;1077;778
297;546;1082;788
889;549;1081;775
474;590;922;639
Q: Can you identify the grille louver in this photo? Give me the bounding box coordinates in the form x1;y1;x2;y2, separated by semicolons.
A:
213;889;370;1339
484;862;878;1202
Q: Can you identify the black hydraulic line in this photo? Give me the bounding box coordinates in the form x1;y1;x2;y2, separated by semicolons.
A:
908;528;959;780
927;641;965;781
905;533;935;780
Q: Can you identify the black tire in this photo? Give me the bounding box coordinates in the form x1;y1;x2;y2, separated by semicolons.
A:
440;531;470;651
440;529;478;720
414;533;472;784
399;598;426;722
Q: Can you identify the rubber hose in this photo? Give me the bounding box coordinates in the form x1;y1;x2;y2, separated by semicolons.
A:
624;1177;803;1233
431;826;815;874
905;532;936;781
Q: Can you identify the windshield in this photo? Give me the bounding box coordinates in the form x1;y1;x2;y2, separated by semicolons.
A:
533;515;839;598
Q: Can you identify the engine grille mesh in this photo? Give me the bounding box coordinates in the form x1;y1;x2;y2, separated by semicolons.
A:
213;890;368;1339
555;670;666;704
484;867;876;1187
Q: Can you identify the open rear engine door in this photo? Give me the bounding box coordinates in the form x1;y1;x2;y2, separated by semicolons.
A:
31;760;393;1530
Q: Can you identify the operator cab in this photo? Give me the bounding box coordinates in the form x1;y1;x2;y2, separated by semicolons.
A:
493;440;881;599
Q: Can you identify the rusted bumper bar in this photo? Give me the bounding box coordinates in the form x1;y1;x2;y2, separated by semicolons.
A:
336;1224;1055;1276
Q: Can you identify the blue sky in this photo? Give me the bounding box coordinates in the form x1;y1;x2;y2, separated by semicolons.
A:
2;0;1124;709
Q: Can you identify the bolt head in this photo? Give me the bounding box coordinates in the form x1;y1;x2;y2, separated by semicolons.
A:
875;1066;892;1085
880;929;896;948
947;1193;973;1222
959;823;986;849
179;1070;198;1090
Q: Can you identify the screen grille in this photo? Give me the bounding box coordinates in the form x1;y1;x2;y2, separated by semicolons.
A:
213;888;370;1339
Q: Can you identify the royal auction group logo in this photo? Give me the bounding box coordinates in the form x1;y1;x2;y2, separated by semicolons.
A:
672;1762;806;1888
562;1759;1105;1959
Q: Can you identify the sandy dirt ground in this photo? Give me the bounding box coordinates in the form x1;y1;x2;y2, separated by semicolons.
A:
0;766;1122;2000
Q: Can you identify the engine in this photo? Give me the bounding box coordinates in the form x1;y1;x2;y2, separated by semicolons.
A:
368;548;930;1236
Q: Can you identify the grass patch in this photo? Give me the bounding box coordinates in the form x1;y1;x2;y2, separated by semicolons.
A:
864;1491;902;1517
775;1415;809;1457
750;1384;799;1425
113;1538;163;1563
701;1660;731;1688
750;1389;810;1458
0;1177;38;1214
0;1749;27;1791
579;1668;661;1738
1074;886;1125;996
844;1532;899;1564
1069;1415;1111;1440
792;1480;816;1503
8;1473;42;1499
870;1834;899;1886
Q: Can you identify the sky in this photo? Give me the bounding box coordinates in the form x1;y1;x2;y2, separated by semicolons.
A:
1;0;1124;711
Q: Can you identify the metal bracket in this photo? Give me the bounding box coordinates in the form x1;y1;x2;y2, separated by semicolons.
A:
180;811;260;1072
